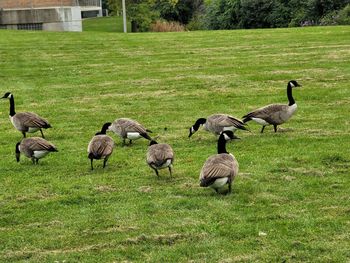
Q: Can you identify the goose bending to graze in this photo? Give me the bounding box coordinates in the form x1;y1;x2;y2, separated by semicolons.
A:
242;80;302;133
109;118;152;145
199;130;239;194
87;122;115;170
189;114;248;138
146;140;174;177
16;137;58;164
2;92;51;138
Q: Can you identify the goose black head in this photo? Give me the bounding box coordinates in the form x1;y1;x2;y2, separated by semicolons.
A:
188;118;206;138
289;80;302;88
15;142;21;162
95;122;112;135
2;92;12;99
220;130;240;141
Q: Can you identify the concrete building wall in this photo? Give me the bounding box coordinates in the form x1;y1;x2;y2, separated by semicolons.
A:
0;0;77;9
0;6;82;31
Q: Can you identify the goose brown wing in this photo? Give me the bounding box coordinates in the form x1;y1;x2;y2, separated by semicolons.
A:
209;114;247;130
244;104;287;123
124;119;147;133
147;144;174;166
88;135;114;157
200;154;236;180
26;137;57;152
17;112;50;128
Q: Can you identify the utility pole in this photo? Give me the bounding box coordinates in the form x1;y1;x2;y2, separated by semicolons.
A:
122;0;127;33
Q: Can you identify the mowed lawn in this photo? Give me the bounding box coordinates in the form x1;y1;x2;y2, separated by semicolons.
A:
0;25;349;262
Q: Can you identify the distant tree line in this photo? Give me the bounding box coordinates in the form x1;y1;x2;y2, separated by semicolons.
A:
106;0;350;31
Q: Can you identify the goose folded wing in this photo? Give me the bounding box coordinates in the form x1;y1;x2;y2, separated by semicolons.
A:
20;112;49;127
30;139;57;151
215;115;245;129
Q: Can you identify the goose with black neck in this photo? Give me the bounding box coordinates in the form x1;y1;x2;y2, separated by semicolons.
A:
199;130;240;194
242;80;302;133
1;92;51;138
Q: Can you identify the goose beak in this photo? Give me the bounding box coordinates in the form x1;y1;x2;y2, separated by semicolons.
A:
232;135;241;140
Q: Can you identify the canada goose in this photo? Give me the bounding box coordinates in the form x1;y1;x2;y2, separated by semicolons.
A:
109;118;152;145
1;92;51;138
15;137;58;164
242;80;302;133
189;114;248;138
87;122;115;170
146;140;174;177
199;130;239;194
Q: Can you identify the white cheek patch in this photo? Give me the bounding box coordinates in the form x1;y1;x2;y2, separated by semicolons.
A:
251;118;270;126
223;133;231;140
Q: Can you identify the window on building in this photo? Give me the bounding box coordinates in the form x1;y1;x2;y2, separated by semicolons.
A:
17;23;43;30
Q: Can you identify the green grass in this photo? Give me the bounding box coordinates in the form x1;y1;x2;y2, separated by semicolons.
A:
0;26;349;262
83;16;131;32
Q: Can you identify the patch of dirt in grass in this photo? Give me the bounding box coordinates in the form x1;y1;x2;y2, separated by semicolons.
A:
271;166;325;177
289;167;325;177
138;186;152;193
94;185;117;193
124;232;208;246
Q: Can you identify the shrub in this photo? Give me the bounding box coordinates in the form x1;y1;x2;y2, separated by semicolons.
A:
337;4;350;24
150;20;186;32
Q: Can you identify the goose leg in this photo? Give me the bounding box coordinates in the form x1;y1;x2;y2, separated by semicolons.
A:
40;129;45;138
122;139;126;146
103;158;108;168
152;167;159;177
129;139;132;145
273;125;277;132
168;166;172;177
260;126;266;133
36;159;39;164
31;157;35;164
90;158;94;170
22;131;26;138
228;183;232;194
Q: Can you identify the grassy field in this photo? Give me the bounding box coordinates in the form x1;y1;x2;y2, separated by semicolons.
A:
83;16;131;32
0;25;349;262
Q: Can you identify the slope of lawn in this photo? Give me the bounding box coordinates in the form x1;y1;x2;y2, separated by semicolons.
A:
0;26;349;262
83;16;130;32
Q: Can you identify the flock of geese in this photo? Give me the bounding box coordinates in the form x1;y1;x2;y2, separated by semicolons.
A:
1;80;301;194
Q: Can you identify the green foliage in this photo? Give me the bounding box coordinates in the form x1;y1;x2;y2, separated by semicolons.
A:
337;3;350;24
205;0;240;29
155;0;205;25
204;0;350;29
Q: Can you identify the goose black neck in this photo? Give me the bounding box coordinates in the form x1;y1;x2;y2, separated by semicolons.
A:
194;118;206;130
9;95;16;116
97;123;111;135
150;140;158;146
287;83;295;106
217;135;229;154
15;142;20;154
